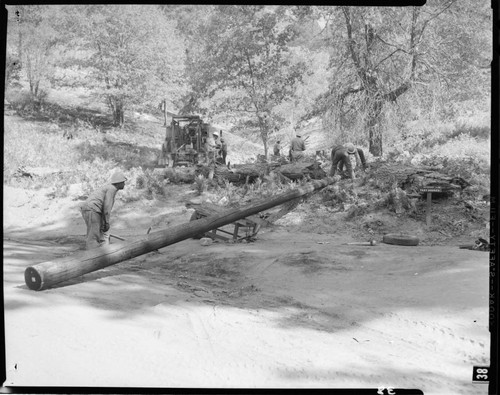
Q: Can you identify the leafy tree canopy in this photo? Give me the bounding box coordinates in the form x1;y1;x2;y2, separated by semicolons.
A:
184;5;307;154
54;4;187;126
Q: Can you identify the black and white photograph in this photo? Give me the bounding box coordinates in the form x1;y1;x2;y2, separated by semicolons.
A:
3;3;495;393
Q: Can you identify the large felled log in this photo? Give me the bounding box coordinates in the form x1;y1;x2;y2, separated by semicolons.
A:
25;177;337;291
215;162;278;185
263;197;302;223
278;161;326;180
187;201;264;224
214;167;250;185
215;161;326;184
187;201;269;239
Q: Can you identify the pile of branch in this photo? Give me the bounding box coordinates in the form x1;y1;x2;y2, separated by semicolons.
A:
372;163;470;193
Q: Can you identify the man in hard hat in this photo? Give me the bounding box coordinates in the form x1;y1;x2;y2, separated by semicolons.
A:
330;143;367;179
289;133;306;162
205;131;218;164
80;171;127;249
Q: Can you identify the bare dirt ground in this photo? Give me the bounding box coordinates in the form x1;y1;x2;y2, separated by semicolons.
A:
3;181;490;394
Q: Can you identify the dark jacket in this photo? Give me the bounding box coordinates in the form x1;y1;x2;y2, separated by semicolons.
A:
290;137;306;152
273;143;281;156
330;145;366;178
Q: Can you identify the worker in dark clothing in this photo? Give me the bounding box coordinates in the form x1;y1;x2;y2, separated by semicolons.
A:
273;140;281;156
80;172;127;249
220;138;228;164
158;137;172;167
330;143;367;179
290;134;306;162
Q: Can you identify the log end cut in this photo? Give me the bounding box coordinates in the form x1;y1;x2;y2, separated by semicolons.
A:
25;266;44;291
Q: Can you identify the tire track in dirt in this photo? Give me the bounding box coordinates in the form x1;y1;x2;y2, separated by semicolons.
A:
350;311;489;394
378;311;489;365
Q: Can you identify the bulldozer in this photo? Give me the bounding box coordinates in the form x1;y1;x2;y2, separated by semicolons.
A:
160;114;224;167
166;115;206;167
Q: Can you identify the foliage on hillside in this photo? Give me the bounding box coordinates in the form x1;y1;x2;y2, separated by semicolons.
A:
183;5;306;156
6;4;187;127
5;4;490;157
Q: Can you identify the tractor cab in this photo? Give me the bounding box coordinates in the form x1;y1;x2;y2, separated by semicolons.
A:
167;115;210;167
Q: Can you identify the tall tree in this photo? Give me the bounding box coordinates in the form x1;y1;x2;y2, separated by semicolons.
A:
57;5;186;127
185;5;306;156
6;5;60;101
303;2;490;156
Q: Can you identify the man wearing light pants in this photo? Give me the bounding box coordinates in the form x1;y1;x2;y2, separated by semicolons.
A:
80;172;127;249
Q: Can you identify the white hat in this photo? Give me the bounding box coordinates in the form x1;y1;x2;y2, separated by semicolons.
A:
345;143;356;154
110;172;127;184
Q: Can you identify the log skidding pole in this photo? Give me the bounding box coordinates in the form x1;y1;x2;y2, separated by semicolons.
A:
24;177;336;291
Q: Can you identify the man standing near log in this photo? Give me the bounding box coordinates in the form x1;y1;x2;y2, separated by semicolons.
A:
80;172;127;249
330;143;367;179
290;133;306;162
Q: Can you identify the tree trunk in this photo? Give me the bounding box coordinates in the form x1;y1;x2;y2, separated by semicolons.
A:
163;99;168;127
109;96;125;127
366;99;383;157
259;122;269;158
24;178;336;291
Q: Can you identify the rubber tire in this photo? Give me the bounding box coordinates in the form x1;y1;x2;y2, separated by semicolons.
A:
382;233;420;246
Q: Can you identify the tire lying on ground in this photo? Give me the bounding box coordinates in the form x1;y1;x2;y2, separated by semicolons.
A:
382;233;420;246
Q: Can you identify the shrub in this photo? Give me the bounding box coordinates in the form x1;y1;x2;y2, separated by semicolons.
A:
4;117;80;183
392;116;490;156
397;120;454;153
418;135;490;184
194;175;208;195
449;120;490;140
131;168;167;200
213;180;242;206
6;88;49;115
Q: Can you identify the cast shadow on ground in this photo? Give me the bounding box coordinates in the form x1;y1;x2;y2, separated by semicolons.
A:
4;226;489;338
72;139;160;171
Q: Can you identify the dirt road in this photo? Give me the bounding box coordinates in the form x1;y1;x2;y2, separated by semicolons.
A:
4;223;489;393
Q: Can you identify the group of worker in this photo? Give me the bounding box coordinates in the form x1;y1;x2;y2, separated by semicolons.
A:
84;131;367;251
274;133;368;180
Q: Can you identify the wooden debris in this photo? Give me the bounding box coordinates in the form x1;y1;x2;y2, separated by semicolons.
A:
278;161;326;180
373;163;470;193
24;178;336;291
387;187;414;214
